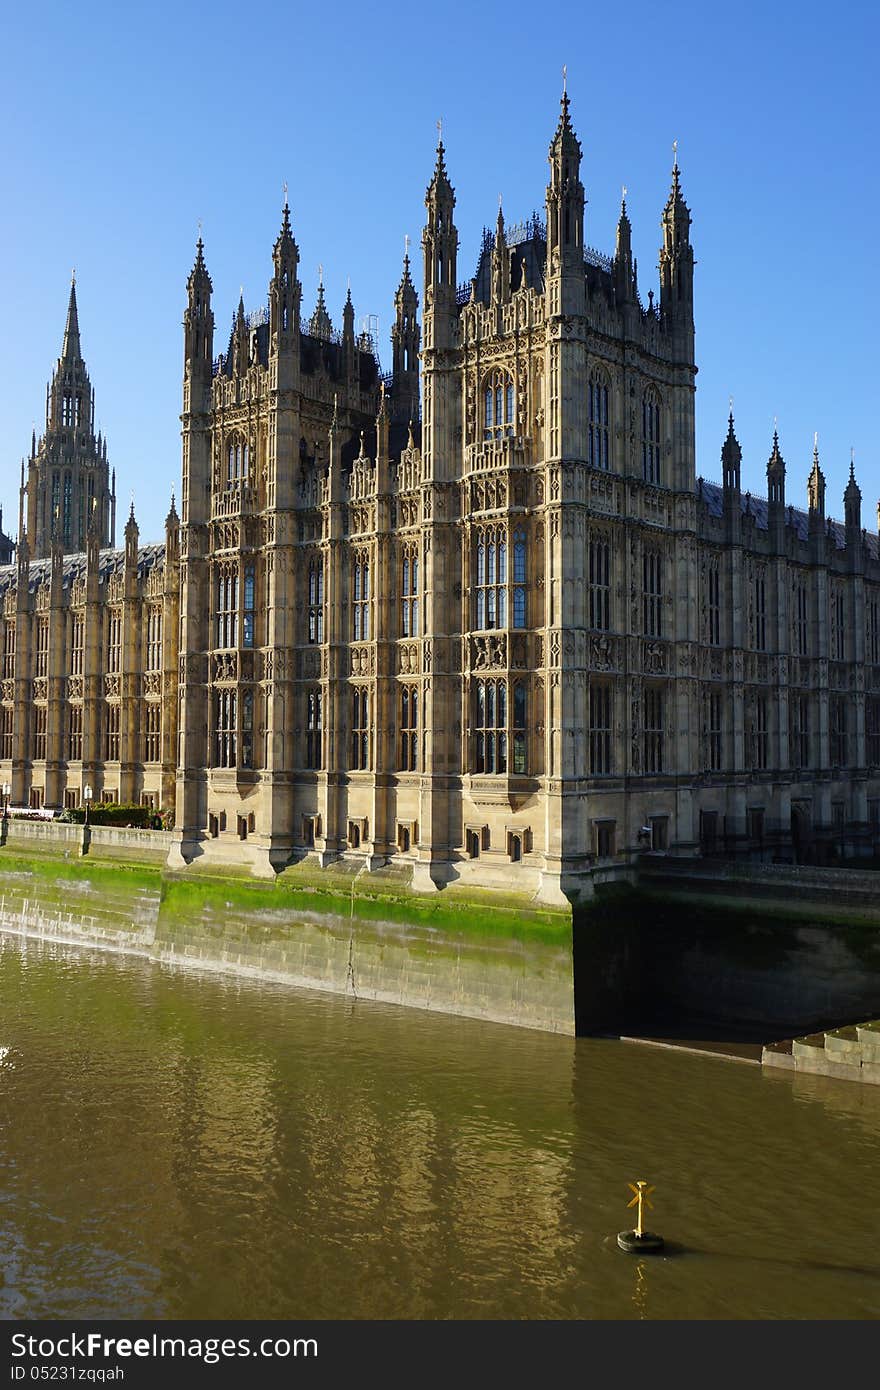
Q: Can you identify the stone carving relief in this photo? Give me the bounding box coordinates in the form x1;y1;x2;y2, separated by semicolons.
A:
472;634;506;670
590;634;616;671
211;652;237;683
644;641;666;674
397;644;420;675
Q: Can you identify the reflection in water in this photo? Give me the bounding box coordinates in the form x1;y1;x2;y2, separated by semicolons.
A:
0;930;878;1319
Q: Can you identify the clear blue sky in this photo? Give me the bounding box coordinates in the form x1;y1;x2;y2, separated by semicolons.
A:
1;0;876;545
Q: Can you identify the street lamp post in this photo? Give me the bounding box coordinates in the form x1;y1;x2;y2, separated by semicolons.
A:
83;784;93;826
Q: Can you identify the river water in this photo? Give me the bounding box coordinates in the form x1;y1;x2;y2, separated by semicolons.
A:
0;929;877;1320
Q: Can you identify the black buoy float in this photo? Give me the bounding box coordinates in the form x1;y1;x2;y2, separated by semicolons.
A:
617;1180;664;1253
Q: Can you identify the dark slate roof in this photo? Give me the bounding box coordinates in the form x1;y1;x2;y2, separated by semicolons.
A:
697;479;880;559
471;228;548;306
0;543;166;596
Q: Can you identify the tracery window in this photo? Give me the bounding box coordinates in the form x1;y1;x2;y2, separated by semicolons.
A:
707;562;721;645
33;706;47;761
588;371;610;470
753;570;767;652
642;549;663;638
104;703;121;761
400;545;419;638
473;679;527;775
226;435;250;485
589;682;612;775
306;689;322;769
144;703;161;763
750;695;768;771
352;555;371;641
868;597;880;665
475;527;507;629
69;614;85;676
512;529;526;628
588;536;611;631
0;706;13;760
107;611;122;674
35;620;50;678
483;370;515;440
830;697;847;767
216;569;239;649
708;689;723;771
475;679;506;774
791;693;810;769
241;689;253;768
642;389;662;484
793;579;809;656
308;558;324;644
243;565;255;649
644;686;664;773
63;473;72;543
351;688;370;770
67;705;82;761
831;588;845;662
3;624;14;679
214;690;237;768
146;608;162;672
399;685;419;771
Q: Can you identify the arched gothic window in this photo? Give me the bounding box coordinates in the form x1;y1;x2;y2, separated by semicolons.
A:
352;555;371;641
226;435;250;485
400;544;419;637
483;370;515;440
642;390;662;484
588;371;611;470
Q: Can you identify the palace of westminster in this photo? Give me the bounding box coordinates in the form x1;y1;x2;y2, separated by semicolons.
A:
2;93;879;901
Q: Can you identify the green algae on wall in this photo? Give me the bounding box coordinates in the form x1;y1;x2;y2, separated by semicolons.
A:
0;848;576;1035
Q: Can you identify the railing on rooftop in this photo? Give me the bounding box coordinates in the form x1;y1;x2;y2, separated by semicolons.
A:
584;246;613;273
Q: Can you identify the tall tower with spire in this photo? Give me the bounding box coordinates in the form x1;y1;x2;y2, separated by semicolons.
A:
23;279;115;557
659;147;695;352
390;245;420;425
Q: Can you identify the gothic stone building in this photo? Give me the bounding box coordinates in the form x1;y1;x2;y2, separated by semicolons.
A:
3;94;880;902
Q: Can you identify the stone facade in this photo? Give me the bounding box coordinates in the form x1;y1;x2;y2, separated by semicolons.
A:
3;94;880;900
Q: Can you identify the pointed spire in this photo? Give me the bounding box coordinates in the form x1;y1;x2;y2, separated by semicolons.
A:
273;192;296;260
550;69;579;159
165;490;179;528
614;185;634;304
429;121;453;197
187;233;212;297
61;276;82;361
808;431;826;525
766;424;786;513
844;446;862;542
397;238;417;304
309;270;332;340
721;408;742;493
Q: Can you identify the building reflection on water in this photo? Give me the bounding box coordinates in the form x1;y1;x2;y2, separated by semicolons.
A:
1;931;879;1319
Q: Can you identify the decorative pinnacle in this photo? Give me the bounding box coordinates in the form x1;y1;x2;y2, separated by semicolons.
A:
283;180;288;209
